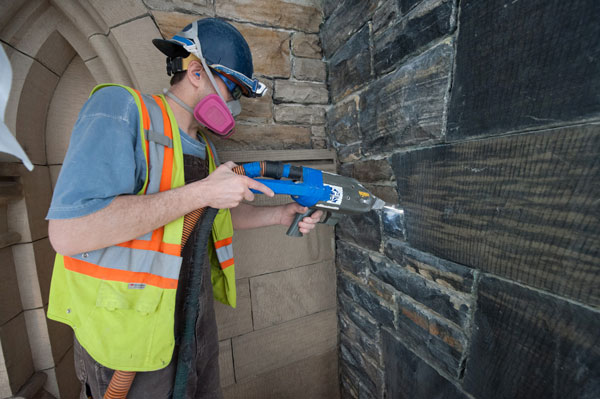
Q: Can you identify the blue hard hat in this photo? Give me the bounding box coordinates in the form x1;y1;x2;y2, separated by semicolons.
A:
153;18;267;98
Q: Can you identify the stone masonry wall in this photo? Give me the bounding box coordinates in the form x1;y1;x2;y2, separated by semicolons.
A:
322;0;600;398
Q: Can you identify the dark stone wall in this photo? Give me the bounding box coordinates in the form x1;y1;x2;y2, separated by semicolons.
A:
321;0;600;398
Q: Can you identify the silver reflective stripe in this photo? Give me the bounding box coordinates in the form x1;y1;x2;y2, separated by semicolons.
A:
145;129;173;148
142;94;167;195
76;246;182;280
215;244;233;263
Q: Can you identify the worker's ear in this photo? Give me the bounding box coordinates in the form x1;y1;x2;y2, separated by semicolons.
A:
186;61;203;88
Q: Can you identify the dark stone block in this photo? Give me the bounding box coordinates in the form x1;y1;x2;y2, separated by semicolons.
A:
383;329;469;399
382;207;406;240
336;210;381;252
338;272;395;328
336;240;371;281
359;41;452;156
395;295;466;377
447;0;600;140
374;0;455;75
369;255;471;327
372;0;400;35
338;291;380;336
326;92;360;146
322;0;340;19
400;0;423;14
320;0;378;58
336;143;362;163
339;312;381;362
384;240;475;294
464;276;600;399
345;159;394;183
365;184;399;206
340;339;384;396
329;25;371;101
392;124;600;306
340;365;360;398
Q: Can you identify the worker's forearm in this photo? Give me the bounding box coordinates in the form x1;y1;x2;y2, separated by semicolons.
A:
49;181;210;256
230;202;282;230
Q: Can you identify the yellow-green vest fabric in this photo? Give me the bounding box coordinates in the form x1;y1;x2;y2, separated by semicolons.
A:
47;85;236;372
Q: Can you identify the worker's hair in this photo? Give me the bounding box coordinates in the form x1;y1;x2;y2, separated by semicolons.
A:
170;72;186;86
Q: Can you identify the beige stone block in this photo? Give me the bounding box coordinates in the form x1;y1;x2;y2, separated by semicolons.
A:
3;4;57;55
84;57;111;84
0;247;23;326
0;312;35;394
232;23;291;78
7;199;31;243
232;309;337;381
42;367;60;398
312;137;328;149
13;242;42;310
47;314;73;364
219;340;235;388
274;80;328;104
0;342;11;397
0;0;35;41
20;165;52;242
23;308;53;370
88;34;134;87
274;104;326;125
55;345;79;399
49;165;61;192
46;55;97;165
34;238;55;306
293;57;326;82
55;12;97;62
311;125;327;137
51;0;107;39
216;0;322;33
291;32;322;59
251;260;336;330
232;223;333;279
111;17;171;93
146;0;214;17
238;79;273;124
214;279;253;340
88;0;147;28
35;30;77;76
214;123;312;151
151;11;199;40
16;60;59;165
223;350;339;399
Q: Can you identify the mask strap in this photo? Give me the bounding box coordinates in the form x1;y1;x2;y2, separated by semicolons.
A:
163;89;194;115
181;22;230;107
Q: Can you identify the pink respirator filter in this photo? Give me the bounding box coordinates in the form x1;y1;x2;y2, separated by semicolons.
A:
193;94;235;137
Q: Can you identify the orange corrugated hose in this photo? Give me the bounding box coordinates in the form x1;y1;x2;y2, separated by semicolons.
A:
104;370;136;399
103;162;255;398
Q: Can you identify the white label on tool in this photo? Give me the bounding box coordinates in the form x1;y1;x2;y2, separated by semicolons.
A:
325;184;343;206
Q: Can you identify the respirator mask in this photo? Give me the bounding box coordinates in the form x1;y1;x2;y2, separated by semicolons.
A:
164;22;242;138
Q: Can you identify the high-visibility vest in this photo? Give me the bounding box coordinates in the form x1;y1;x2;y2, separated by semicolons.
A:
47;84;236;372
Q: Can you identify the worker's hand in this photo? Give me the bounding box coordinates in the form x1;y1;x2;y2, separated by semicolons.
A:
279;203;323;234
200;161;274;209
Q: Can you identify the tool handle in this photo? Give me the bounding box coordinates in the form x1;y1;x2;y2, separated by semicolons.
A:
286;208;318;237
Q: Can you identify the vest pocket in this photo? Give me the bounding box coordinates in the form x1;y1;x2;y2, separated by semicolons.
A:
96;281;163;315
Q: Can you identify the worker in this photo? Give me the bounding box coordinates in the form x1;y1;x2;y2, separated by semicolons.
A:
46;18;323;399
